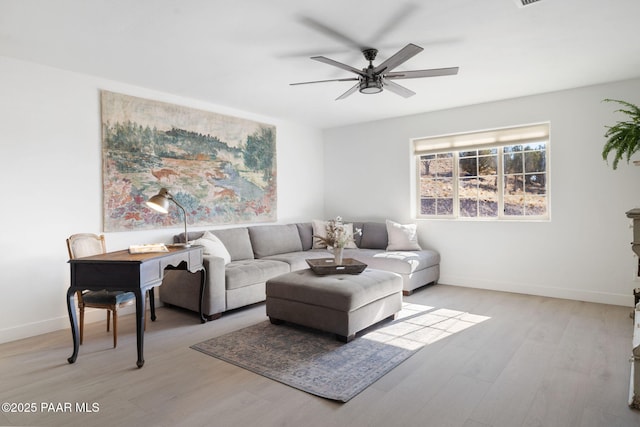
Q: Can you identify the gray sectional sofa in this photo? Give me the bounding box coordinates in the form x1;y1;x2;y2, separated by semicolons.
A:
159;221;440;320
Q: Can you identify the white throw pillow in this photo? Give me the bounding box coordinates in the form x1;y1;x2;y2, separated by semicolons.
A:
312;219;328;248
386;220;422;251
343;223;358;249
194;231;231;264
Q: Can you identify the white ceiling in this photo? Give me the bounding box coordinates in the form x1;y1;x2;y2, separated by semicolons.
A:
1;0;639;129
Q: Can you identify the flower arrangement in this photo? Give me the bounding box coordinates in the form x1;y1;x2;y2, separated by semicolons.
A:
314;216;361;249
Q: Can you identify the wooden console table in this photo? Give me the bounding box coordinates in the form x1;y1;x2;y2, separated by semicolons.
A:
66;246;205;368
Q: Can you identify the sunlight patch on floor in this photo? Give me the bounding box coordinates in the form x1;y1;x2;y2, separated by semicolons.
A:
363;303;491;351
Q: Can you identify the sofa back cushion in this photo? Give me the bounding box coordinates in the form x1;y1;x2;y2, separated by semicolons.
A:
295;223;314;251
359;222;388;249
210;227;254;261
249;224;303;258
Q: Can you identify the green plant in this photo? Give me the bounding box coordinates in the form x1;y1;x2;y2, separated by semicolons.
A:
602;99;640;169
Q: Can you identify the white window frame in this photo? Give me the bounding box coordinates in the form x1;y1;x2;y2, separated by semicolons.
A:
413;123;550;221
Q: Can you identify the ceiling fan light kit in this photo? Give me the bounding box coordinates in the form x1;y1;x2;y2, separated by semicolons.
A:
359;77;383;94
291;43;459;100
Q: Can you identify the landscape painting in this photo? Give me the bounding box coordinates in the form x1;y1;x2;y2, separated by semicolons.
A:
101;90;277;232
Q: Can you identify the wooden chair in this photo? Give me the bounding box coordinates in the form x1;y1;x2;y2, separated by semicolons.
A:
66;233;137;348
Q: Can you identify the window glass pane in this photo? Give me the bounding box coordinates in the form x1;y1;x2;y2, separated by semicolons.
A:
478;155;497;175
421;198;435;215
436;178;453;198
524;150;546;173
459;157;477;177
437;198;454;215
525;196;547;216
479;199;498;217
504;152;523;174
525;174;546;195
420;179;437;197
479;176;498;217
504;196;524;216
523;143;545;151
434;155;453;178
504;145;524;153
504;175;524;195
459;150;477;158
460;199;478;217
459;177;478;217
421;156;437;178
478;148;497;156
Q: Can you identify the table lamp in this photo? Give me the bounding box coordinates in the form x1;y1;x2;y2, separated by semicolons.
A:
146;188;191;247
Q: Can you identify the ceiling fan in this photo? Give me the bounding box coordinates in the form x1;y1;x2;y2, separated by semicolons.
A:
290;43;459;100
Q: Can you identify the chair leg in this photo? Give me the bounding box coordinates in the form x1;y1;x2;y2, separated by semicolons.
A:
79;307;85;345
107;310;111;332
112;309;118;348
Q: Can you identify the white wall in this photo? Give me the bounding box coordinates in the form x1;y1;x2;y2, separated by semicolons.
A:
0;56;324;344
323;78;640;306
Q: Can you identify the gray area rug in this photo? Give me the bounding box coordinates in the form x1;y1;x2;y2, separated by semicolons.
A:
191;303;490;402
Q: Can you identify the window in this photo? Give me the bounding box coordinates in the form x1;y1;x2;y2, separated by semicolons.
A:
414;123;549;220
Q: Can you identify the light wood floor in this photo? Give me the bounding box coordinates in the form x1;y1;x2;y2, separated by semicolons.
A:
1;285;639;427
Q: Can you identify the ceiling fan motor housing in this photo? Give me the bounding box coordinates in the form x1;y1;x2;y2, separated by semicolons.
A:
359;63;383;94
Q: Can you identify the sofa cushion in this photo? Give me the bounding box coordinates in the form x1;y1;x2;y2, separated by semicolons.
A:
359;222;388;249
296;223;314;250
263;249;331;271
224;259;290;290
386;220;422;251
249;224;303;258
210;227;254;261
345;248;440;275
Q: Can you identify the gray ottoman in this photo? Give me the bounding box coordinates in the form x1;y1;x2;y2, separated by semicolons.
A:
266;268;403;342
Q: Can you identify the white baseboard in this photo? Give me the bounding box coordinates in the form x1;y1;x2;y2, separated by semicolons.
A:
440;275;634;307
0;300;157;345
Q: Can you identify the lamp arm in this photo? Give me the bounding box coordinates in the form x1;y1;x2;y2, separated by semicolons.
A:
168;195;190;247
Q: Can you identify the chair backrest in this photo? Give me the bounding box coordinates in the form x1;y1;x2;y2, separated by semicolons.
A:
67;233;107;260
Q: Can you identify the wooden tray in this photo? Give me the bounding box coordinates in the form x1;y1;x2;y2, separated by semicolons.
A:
306;258;367;275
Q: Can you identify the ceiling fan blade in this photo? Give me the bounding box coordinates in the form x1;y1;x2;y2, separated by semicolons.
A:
373;43;424;74
290;77;359;86
298;16;365;50
385;67;459;79
367;3;419;47
312;56;365;76
336;82;360;100
382;79;416;98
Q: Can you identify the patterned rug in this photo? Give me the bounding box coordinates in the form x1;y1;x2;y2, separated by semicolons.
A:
191;303;490;402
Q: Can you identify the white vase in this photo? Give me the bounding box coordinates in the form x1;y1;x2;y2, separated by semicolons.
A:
333;247;344;265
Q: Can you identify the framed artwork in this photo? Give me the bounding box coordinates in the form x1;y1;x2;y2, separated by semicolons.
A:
101;90;277;232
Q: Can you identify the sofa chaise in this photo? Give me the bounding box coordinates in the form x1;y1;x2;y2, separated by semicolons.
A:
159;221;440;320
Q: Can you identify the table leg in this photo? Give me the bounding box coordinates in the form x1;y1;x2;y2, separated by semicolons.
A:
66;287;79;364
134;289;145;368
149;288;156;322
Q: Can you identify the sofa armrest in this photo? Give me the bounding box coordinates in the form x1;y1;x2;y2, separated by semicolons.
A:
159;254;227;318
203;254;226;315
